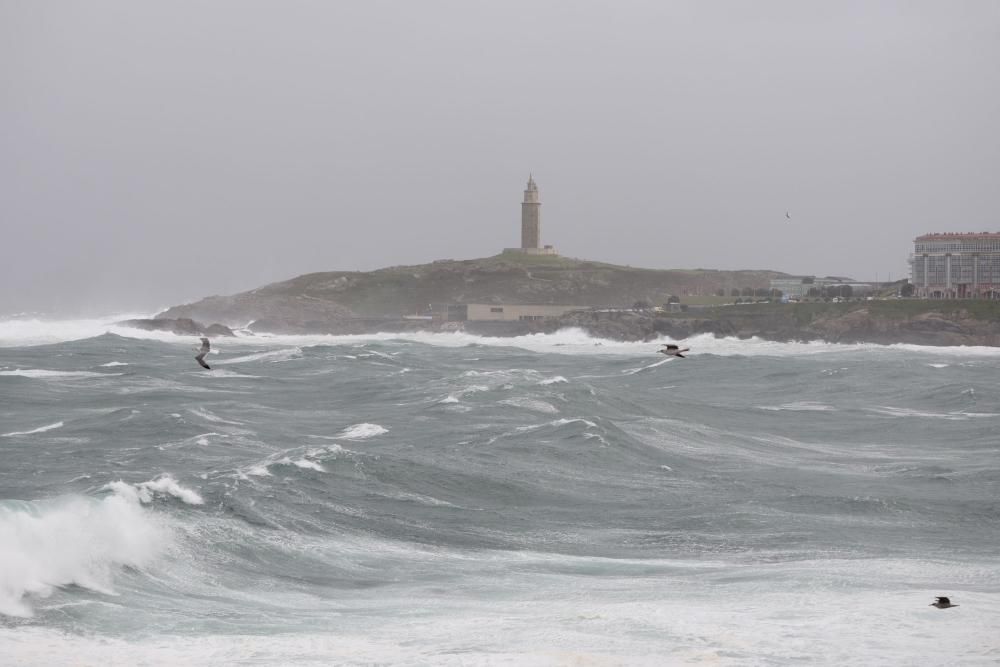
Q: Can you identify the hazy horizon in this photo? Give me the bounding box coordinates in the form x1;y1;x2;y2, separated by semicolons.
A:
3;1;998;316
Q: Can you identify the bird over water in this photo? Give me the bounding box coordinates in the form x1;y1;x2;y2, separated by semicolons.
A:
930;596;958;609
195;337;211;369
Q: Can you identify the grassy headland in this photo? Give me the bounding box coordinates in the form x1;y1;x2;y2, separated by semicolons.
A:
154;254;1000;345
158;254;785;324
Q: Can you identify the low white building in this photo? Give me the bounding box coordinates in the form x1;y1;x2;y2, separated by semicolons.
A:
770;276;869;298
434;304;582;322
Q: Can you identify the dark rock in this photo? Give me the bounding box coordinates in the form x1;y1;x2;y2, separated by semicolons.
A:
118;318;235;337
203;323;237;337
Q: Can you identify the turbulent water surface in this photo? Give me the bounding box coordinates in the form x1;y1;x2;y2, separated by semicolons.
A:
1;317;999;665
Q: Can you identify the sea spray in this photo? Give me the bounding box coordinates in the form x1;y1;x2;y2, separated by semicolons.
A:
0;490;169;617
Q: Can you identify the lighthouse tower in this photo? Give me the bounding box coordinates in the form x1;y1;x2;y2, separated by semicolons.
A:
521;174;541;249
505;175;557;255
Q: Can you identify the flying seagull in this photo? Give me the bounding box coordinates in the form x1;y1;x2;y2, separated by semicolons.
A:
930;596;958;609
195;337;211;370
785;211;791;220
658;344;690;358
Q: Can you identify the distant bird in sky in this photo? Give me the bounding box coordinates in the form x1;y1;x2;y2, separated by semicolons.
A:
658;344;690;358
930;596;958;609
785;211;791;220
195;337;211;369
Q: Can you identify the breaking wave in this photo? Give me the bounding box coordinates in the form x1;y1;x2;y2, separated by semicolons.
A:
103;475;205;506
0;491;169;617
335;423;389;440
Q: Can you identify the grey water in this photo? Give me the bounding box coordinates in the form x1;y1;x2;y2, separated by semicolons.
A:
1;320;999;665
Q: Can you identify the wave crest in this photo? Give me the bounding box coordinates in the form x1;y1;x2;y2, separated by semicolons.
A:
104;474;204;505
336;423;389;440
0;492;169;617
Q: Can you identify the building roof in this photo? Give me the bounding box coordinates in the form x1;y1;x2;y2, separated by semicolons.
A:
915;232;1000;241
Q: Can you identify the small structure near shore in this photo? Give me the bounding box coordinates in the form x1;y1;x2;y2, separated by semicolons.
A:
432;303;581;322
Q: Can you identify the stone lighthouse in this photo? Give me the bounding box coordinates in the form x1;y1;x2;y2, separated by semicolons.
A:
521;174;541;249
506;175;557;255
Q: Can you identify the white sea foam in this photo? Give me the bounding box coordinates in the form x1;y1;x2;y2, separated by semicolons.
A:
336;423;389;440
355;348;397;360
437;384;494;405
583;432;610;446
290;458;326;472
3;556;994;664
2;421;64;437
0;369;116;379
386;490;458;507
188;409;244;426
265;456;327;473
758;402;836;412
675;333;1000;358
552;417;597;428
240;443;352;478
868;406;997;420
104;475;204;505
621;357;672;375
0;492;168;617
214;347;302;365
0;313;155;348
516;417;597;433
498;398;560;414
538;375;568;385
197;368;261;379
8;314;1000;359
100;361;129;367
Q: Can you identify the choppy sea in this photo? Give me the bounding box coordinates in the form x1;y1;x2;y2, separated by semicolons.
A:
1;316;998;665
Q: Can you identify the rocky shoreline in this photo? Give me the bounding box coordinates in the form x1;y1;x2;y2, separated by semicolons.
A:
145;254;1000;348
118;317;236;337
125;302;1000;347
547;306;1000;346
466;305;1000;346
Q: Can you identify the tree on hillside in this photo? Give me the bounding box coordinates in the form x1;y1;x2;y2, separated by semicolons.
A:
741;287;754;297
715;289;725;297
666;295;680;304
900;283;915;297
730;288;740;297
632;300;652;311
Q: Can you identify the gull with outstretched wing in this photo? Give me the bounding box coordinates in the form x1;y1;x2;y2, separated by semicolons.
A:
195;337;211;369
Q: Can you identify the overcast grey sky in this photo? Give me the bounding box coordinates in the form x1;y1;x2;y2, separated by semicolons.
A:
2;1;998;315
